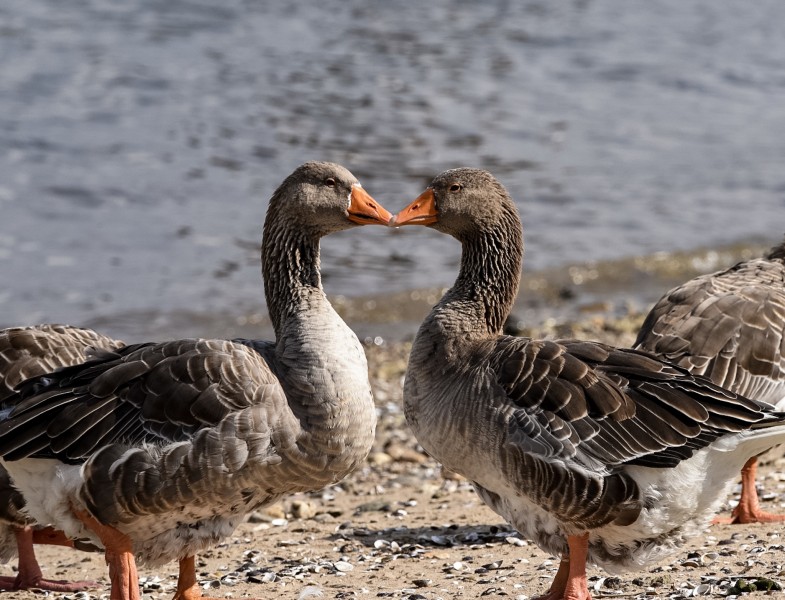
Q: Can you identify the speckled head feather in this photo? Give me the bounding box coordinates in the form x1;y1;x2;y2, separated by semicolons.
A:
265;161;374;237
425;168;520;241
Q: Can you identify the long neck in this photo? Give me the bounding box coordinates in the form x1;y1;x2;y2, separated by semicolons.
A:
260;206;376;482
435;210;523;338
261;209;324;335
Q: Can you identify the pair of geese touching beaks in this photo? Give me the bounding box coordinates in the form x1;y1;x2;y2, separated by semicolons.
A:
0;162;783;600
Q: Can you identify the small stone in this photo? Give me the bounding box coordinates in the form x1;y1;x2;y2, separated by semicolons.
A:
265;504;287;519
290;500;317;519
368;452;393;465
356;500;392;512
384;443;428;463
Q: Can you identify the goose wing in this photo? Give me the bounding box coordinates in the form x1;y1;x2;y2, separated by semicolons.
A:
491;337;772;467
0;325;125;526
0;325;124;401
482;337;776;528
634;261;785;401
0;338;286;463
0;338;291;522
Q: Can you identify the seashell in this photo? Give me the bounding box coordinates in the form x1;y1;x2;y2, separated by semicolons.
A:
681;559;700;568
693;583;711;595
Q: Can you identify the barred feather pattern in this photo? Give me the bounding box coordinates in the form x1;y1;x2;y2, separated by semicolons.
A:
403;170;785;574
0;325;124;527
634;241;785;406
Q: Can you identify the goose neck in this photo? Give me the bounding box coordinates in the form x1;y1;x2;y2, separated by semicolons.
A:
261;218;323;335
438;221;523;338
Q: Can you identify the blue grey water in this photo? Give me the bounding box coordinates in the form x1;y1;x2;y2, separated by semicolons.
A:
1;1;784;340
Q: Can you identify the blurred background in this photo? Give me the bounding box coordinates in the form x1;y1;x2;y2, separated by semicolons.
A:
1;0;784;342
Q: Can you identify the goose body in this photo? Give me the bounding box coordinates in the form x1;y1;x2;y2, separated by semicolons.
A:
395;169;785;600
0;162;391;600
634;240;785;523
0;324;123;591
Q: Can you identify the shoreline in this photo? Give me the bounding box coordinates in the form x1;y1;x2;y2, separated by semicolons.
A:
57;238;773;345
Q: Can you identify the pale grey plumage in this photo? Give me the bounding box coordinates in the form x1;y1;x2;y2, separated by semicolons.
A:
0;162;381;573
400;169;785;579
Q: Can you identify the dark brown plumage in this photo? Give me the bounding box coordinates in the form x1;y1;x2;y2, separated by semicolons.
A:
395;169;785;600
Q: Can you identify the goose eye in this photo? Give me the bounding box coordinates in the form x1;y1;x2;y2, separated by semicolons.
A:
323;177;337;188
449;183;462;192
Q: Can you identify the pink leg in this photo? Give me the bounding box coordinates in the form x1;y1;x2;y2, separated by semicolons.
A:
535;533;593;600
0;525;96;591
73;509;141;600
171;555;226;600
714;457;785;525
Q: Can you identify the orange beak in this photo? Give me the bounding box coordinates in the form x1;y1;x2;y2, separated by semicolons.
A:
392;188;438;226
347;185;393;226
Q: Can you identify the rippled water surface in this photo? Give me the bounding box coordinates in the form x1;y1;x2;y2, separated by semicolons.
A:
2;1;784;339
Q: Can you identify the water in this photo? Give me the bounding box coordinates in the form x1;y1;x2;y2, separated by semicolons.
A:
1;0;784;340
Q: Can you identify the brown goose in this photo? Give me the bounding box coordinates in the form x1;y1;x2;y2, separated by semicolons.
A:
393;168;785;600
634;239;785;523
0;162;391;600
0;324;123;591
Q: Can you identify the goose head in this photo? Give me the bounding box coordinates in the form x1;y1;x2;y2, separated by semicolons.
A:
268;161;392;236
392;168;517;242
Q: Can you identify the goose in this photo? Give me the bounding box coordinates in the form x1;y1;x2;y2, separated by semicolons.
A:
634;239;785;524
393;168;785;600
0;162;392;600
0;324;123;591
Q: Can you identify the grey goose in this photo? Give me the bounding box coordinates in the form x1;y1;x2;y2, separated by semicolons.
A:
634;239;785;523
0;324;122;591
393;168;785;600
0;162;392;600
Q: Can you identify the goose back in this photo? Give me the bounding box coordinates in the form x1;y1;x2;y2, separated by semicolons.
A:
634;241;785;405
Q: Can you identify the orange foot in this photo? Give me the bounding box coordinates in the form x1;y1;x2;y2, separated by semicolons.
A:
0;525;97;591
713;457;785;525
534;534;593;600
0;573;97;592
171;555;241;600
